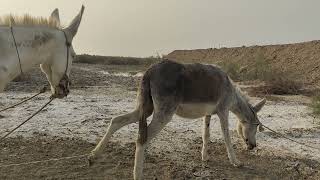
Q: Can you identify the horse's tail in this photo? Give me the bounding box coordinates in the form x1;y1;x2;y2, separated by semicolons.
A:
137;71;153;145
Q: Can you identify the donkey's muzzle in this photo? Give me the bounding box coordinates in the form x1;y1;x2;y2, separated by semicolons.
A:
247;143;256;150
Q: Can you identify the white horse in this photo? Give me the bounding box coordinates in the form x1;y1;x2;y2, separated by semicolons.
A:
0;6;85;98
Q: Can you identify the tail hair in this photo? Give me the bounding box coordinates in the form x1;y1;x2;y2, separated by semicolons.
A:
137;74;152;144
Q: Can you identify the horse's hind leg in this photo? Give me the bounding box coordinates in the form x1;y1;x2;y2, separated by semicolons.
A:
89;109;140;164
202;115;211;161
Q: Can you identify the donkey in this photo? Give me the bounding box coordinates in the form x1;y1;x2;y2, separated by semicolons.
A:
0;6;85;98
89;60;266;180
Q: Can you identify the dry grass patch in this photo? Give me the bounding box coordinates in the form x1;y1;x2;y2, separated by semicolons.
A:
219;53;303;96
310;95;320;117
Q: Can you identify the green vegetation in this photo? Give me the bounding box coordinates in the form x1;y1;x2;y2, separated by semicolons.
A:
242;53;273;81
311;95;320;117
217;53;273;81
217;60;241;80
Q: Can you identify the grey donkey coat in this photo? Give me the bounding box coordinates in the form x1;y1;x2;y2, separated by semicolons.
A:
89;60;266;180
138;60;234;142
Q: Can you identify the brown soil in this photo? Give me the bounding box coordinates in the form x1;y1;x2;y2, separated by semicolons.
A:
0;136;319;180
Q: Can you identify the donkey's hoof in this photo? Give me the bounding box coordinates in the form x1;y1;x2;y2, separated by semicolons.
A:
201;154;209;162
0;114;4;119
232;161;243;168
87;153;97;166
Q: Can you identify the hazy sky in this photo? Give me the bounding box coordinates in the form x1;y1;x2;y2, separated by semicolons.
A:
1;0;320;57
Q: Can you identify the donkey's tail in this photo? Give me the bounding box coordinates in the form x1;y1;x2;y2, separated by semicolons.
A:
137;72;153;144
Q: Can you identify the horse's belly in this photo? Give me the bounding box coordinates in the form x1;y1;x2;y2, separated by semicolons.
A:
175;103;217;119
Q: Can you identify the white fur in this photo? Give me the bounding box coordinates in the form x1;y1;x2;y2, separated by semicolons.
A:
202;115;211;161
0;6;84;95
176;103;217;119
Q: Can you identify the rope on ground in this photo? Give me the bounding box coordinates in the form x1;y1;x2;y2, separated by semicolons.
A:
0;98;54;142
0;86;47;113
262;124;320;151
0;153;90;168
72;85;109;88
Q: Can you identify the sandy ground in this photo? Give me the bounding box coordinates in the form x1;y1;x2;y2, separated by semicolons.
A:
0;63;320;179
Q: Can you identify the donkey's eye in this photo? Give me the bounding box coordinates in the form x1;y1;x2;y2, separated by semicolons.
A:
245;139;249;142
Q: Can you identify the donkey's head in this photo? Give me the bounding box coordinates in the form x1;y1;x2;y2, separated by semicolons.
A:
41;6;84;99
236;99;266;150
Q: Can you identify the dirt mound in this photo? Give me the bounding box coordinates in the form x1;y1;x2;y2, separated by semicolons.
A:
167;40;320;86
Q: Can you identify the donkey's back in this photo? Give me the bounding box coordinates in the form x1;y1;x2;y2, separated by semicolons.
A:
137;60;235;120
144;60;234;104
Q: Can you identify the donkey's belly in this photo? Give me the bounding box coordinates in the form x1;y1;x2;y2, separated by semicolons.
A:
175;103;217;119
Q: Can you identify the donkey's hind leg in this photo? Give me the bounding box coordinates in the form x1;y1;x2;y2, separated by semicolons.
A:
134;108;175;180
202;115;211;161
217;109;241;167
89;109;140;164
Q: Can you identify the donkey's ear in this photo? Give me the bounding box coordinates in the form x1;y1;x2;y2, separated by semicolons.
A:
50;8;60;26
64;5;85;41
253;99;266;112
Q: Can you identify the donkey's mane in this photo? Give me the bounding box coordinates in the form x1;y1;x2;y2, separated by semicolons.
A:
0;14;61;29
234;86;250;102
228;77;250;103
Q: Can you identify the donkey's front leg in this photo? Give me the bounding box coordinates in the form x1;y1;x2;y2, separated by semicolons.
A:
0;81;6;118
201;115;211;161
217;110;241;167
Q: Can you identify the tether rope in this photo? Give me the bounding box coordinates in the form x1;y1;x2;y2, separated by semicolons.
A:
0;153;89;168
261;124;320;151
10;26;23;75
0;87;47;113
0;98;54;142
